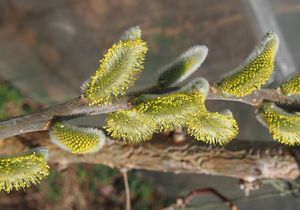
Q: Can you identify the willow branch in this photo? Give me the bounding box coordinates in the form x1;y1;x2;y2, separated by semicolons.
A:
1;132;299;180
207;88;300;107
0;96;131;139
0;88;299;139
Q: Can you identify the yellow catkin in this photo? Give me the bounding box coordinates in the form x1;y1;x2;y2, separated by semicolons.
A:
280;72;300;96
0;147;49;193
256;103;300;146
82;39;148;106
214;32;279;97
105;109;158;143
49;122;106;154
105;77;209;143
135;77;209;131
186;111;239;145
135;90;207;131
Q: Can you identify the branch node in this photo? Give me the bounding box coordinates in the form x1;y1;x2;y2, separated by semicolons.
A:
239;179;261;196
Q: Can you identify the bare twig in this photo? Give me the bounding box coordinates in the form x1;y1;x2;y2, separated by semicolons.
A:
188;186;300;210
164;188;237;210
121;169;131;210
207;87;300;107
0;96;131;139
0;87;298;139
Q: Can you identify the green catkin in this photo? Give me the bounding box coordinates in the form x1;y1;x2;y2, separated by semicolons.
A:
180;77;210;96
186;110;239;145
214;32;279;97
105;109;158;144
82;37;148;106
49;122;106;154
105;78;209;142
0;147;49;193
135;91;207;131
135;77;209;131
256;103;300;146
157;45;208;88
280;72;300;96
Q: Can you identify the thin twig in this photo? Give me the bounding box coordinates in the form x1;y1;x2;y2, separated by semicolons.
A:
207;87;300;107
184;188;237;210
164;188;237;210
0;86;299;139
189;187;300;210
121;169;131;210
0;96;131;139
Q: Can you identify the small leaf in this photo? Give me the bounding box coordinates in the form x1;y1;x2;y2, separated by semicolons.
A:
120;26;142;41
49;122;106;154
157;45;208;88
256;103;300;146
82;36;148;106
105;109;157;143
135;78;209;131
186;110;239;145
280;72;300;96
214;32;279;97
0;147;49;193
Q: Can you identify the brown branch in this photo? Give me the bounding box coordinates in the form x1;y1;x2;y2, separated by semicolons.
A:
1;132;299;180
0;87;299;139
164;188;237;210
207;87;300;107
0;96;131;139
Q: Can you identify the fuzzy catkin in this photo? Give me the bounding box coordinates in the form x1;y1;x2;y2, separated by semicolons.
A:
105;77;210;143
157;45;208;88
280;72;300;96
50;122;106;154
0;148;49;193
135;90;207;131
256;103;300;146
105;109;158;143
82;39;148;106
214;32;279;97
186;111;239;145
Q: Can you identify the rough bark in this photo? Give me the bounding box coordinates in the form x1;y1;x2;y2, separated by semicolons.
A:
1;132;299;180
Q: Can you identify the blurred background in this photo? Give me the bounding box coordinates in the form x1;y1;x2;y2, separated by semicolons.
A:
0;0;299;209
